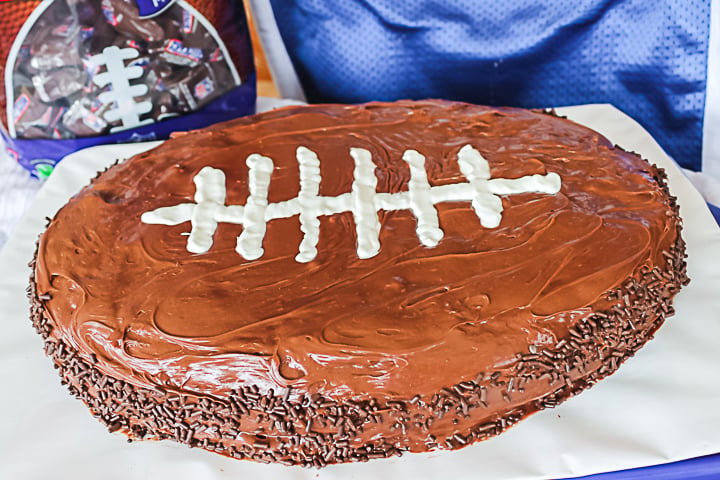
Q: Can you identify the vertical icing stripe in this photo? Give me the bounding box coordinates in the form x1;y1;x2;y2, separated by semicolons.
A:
457;145;504;228
350;147;381;259
236;154;274;260
188;166;227;253
296;146;322;263
402;150;444;247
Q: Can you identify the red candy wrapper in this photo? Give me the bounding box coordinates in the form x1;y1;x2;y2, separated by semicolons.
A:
0;0;256;177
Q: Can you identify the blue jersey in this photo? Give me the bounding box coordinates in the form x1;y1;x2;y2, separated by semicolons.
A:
262;0;712;174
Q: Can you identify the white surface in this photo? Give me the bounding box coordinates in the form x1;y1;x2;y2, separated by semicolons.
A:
0;104;719;480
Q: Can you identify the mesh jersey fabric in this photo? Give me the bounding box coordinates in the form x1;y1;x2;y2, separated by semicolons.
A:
268;0;711;172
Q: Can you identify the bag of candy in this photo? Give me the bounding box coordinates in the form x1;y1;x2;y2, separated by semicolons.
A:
0;0;256;178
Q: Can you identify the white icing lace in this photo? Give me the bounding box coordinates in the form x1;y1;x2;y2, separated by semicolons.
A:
141;145;562;262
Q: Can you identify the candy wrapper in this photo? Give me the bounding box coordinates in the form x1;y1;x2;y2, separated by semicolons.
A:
0;0;256;178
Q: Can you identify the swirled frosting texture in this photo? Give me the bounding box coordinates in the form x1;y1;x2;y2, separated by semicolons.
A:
35;100;679;402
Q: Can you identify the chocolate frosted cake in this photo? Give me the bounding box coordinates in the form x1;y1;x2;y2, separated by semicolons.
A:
29;100;689;466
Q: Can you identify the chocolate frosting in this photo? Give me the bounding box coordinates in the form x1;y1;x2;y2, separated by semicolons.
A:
35;100;679;408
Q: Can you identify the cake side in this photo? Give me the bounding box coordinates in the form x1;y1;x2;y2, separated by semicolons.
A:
28;100;689;465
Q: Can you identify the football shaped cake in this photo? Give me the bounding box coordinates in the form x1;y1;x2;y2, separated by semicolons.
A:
29;100;688;466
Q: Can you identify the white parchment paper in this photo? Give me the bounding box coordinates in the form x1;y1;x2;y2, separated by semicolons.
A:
1;104;719;480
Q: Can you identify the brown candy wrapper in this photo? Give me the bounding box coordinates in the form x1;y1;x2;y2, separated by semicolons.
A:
0;0;256;177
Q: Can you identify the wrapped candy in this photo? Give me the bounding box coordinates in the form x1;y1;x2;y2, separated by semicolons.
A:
0;0;256;178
